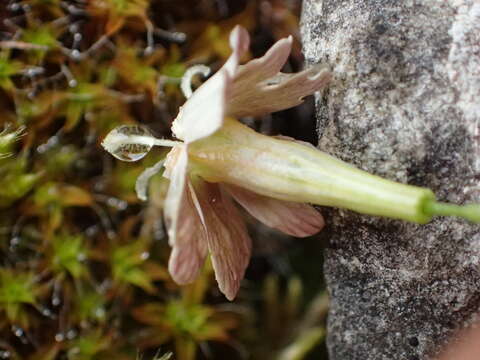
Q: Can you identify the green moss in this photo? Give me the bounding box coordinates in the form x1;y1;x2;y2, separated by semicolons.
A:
51;234;88;278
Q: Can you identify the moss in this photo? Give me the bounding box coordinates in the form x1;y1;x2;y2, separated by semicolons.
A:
0;1;327;359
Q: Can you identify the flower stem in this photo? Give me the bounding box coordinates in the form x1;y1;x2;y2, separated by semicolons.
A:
423;200;480;223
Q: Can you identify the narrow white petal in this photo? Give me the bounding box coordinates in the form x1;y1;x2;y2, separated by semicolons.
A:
163;145;188;245
163;146;208;284
170;25;250;144
171;70;229;144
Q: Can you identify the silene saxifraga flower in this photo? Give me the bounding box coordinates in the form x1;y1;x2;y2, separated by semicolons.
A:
103;25;480;300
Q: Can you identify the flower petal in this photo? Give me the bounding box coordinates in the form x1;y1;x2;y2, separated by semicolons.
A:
192;179;252;300
223;25;250;75
170;25;250;144
227;64;332;118
225;184;325;237
163;146;208;284
233;35;293;84
171;69;229;144
167;182;208;284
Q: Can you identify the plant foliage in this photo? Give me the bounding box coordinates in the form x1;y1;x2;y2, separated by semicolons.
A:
0;0;327;359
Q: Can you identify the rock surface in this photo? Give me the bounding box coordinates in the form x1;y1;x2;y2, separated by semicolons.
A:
300;1;480;359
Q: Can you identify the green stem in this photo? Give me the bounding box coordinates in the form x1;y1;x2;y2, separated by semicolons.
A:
423;200;480;223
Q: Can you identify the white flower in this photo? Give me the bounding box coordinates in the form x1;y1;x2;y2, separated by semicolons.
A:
104;26;480;301
103;25;332;300
163;26;330;300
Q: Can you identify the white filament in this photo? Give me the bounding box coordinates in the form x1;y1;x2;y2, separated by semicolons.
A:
153;138;182;147
135;160;165;201
180;64;211;98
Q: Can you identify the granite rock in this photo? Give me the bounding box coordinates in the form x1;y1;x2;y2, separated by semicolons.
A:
300;1;480;359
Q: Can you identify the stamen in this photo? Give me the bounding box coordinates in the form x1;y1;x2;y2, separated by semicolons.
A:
153;139;182;147
135;160;165;201
102;125;181;162
181;65;211;99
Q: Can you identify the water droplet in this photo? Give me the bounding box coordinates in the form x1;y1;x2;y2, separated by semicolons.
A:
9;3;20;11
55;333;64;342
0;350;10;359
73;33;82;42
141;251;150;260
25;67;44;77
68;79;78;88
144;46;153;55
84;112;94;121
71;49;81;60
117;201;128;210
98;279;111;293
37;135;59;154
52;295;61;307
41;307;54;317
77;253;86;261
172;32;187;42
66;329;77;340
69;24;79;33
106;197;127;210
95;307;105;318
11;325;23;338
10;236;20;249
102;125;154;162
85;225;99;237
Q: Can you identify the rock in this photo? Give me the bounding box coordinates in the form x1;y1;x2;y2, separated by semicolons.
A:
300;1;480;359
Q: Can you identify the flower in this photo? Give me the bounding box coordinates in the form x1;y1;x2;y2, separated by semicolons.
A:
103;25;480;300
103;25;329;300
161;26;330;300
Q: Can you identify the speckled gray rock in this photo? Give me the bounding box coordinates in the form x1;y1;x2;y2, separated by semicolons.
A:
300;1;480;359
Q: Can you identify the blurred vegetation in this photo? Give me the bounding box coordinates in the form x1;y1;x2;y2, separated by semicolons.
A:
0;0;328;359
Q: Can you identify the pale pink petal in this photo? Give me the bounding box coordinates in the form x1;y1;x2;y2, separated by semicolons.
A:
163;146;208;284
192;179;252;300
227;64;332;118
167;181;208;284
233;35;293;84
223;25;250;77
171;25;250;144
225;184;325;237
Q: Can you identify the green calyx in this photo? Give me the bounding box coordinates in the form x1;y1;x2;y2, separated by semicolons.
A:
190;118;480;225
